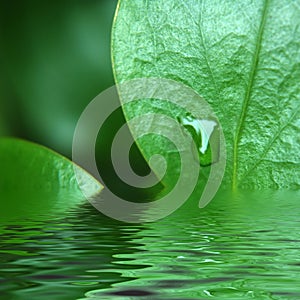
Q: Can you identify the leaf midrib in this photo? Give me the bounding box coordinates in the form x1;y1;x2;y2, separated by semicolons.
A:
232;0;269;189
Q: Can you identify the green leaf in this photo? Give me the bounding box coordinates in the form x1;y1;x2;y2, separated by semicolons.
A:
112;0;300;189
0;138;102;221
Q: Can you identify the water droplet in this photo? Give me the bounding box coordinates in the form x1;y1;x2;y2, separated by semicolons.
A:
177;113;219;166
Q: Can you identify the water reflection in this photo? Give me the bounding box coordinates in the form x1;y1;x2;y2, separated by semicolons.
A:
0;205;145;300
1;190;300;299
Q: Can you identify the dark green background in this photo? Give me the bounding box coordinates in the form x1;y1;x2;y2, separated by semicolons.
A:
0;0;117;157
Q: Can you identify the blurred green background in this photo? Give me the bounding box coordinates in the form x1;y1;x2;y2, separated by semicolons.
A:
0;0;118;157
0;0;154;201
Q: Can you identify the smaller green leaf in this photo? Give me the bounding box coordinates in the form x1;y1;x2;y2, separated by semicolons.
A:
0;138;103;221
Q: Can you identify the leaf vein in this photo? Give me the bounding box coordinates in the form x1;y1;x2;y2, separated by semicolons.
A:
239;105;300;183
232;0;269;189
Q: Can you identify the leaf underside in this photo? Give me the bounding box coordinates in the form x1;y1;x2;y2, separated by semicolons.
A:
112;0;300;189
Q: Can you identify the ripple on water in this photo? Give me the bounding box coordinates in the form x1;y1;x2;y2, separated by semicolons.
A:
0;190;300;299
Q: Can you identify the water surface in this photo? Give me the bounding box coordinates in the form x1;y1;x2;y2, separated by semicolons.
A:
1;190;300;299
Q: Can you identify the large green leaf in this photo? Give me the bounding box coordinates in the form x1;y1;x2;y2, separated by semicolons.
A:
0;138;102;221
112;0;300;189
